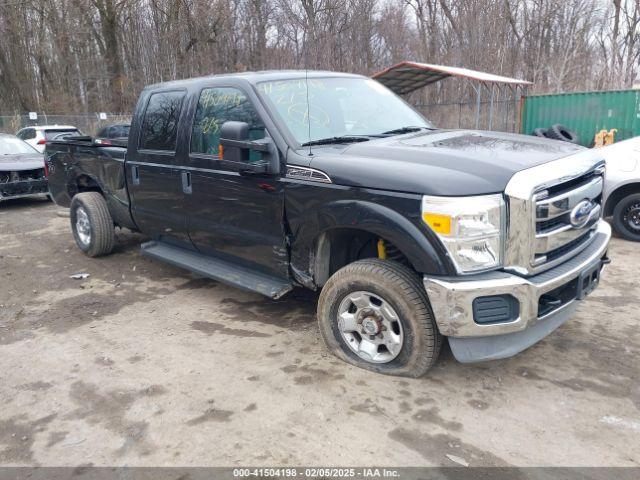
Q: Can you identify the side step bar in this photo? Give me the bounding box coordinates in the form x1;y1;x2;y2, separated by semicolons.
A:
140;241;293;299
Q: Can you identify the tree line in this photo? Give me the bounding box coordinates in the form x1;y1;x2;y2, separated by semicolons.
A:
0;0;638;115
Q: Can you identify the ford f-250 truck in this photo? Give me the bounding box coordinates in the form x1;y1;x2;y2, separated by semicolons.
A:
46;71;611;377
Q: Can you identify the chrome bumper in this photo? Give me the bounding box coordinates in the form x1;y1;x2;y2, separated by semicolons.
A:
424;220;611;341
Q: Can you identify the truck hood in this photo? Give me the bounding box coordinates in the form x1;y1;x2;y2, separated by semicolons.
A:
308;130;585;195
0;153;44;171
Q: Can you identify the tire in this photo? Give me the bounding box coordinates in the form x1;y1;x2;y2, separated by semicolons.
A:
317;259;442;377
546;124;579;144
533;127;548;138
69;192;115;257
612;193;640;242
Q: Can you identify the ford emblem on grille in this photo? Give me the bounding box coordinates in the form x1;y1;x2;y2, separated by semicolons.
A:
570;199;594;228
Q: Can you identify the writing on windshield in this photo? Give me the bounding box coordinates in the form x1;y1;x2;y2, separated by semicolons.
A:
257;77;431;145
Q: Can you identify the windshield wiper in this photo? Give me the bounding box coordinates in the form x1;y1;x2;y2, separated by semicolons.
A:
300;136;372;147
381;126;430;135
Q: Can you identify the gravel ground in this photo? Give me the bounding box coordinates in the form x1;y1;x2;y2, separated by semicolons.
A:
0;197;638;467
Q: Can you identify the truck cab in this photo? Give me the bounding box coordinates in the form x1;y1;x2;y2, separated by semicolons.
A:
46;70;611;377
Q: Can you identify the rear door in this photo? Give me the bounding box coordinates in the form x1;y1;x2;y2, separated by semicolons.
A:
183;83;288;279
126;89;192;248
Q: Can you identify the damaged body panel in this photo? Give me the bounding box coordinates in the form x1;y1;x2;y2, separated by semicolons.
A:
46;139;135;230
0;134;48;201
0;166;48;200
283;176;455;286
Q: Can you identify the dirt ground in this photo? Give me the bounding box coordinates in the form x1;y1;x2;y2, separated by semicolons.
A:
0;197;638;468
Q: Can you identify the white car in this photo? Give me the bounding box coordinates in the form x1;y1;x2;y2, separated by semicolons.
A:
16;125;81;153
602;136;640;241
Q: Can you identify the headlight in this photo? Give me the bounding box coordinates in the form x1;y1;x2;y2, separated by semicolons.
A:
421;194;505;273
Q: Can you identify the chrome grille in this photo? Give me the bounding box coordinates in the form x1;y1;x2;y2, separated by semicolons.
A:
531;168;604;270
504;151;606;277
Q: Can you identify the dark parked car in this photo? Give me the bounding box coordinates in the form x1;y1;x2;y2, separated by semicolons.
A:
95;123;130;145
0;133;48;201
45;71;610;377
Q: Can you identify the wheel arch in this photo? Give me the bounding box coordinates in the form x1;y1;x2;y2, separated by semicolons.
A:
289;200;454;288
68;172;105;198
313;227;409;287
604;181;640;217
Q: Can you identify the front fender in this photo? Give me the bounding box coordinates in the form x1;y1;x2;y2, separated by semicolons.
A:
288;198;456;287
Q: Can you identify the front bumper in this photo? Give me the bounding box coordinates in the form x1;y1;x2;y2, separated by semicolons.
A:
0;179;49;201
424;220;611;362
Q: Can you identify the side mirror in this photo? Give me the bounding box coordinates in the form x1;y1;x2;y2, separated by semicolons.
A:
219;121;280;175
219;121;251;163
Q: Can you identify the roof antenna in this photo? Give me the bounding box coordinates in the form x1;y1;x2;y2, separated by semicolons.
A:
304;35;312;157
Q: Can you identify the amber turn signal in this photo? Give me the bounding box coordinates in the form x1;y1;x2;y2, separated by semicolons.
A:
422;213;451;235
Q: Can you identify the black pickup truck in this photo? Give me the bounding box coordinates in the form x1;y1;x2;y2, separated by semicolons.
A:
46;70;611;377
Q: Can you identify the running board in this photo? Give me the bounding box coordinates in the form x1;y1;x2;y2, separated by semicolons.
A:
140;241;293;299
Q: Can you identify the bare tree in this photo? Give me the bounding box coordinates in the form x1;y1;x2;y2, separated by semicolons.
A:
0;0;638;114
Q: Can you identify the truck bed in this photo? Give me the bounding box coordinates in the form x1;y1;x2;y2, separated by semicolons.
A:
45;137;136;230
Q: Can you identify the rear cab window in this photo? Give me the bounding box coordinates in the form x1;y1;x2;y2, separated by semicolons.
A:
139;90;186;151
190;87;265;161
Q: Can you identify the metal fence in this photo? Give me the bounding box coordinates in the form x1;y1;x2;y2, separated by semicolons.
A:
414;99;519;133
0;99;519;139
0;113;132;136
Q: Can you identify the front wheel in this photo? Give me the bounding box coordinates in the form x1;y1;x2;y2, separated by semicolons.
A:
317;259;442;377
70;192;115;256
613;193;640;242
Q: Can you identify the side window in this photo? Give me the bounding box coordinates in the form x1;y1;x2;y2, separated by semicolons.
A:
16;130;25;139
140;90;185;151
190;87;265;159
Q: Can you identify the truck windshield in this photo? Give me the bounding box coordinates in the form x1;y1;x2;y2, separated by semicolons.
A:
257;77;433;146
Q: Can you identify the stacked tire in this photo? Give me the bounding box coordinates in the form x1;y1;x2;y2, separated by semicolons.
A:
532;124;579;144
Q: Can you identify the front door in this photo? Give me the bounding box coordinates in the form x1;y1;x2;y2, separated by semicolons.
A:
127;89;192;248
184;85;288;279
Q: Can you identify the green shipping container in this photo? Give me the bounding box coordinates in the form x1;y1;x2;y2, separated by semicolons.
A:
520;89;640;147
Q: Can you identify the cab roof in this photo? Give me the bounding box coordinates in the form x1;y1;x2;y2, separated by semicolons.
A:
144;70;365;91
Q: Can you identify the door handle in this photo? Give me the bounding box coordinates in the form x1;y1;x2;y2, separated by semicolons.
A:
132;165;140;185
181;171;192;194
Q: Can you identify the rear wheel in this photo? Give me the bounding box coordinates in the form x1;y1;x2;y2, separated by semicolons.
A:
70;192;115;256
317;259;442;377
613;193;640;242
